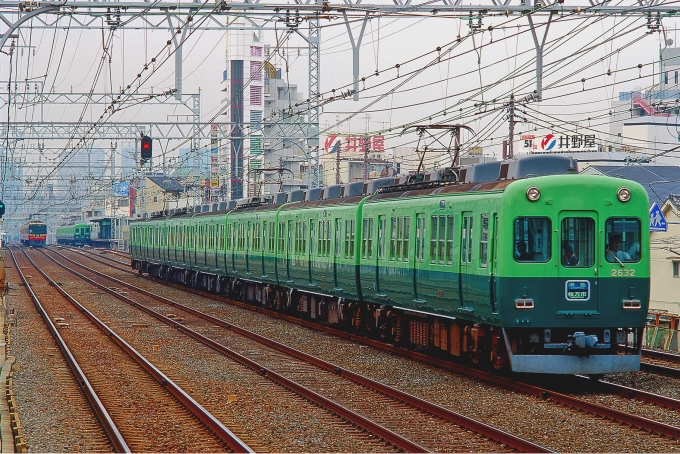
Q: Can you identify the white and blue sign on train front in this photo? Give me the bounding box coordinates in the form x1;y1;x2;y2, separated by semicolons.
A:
649;203;667;232
565;280;590;301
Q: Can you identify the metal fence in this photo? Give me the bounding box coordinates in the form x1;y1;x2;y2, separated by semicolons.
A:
643;325;680;352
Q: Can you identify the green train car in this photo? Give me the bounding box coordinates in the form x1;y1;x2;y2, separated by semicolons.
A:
56;223;92;247
130;157;650;375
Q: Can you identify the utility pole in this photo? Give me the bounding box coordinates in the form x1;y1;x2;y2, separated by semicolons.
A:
508;94;517;159
363;114;371;181
454;128;461;167
336;141;341;184
363;135;369;181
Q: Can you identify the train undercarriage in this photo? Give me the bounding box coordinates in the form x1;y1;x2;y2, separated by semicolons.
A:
134;260;642;374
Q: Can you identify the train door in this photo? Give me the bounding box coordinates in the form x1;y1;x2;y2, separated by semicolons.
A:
245;221;251;275
286;220;293;282
144;226;149;260
162;224;167;264
459;212;474;307
308;219;314;285
191;222;197;269
489;214;498;313
333;218;341;289
262;221;267;278
375;215;386;295
178;225;182;265
413;213;426;302
181;225;187;266
557;212;598;313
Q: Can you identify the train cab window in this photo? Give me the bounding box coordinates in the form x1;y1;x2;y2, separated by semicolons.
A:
514;217;551;263
605;218;641;263
561;218;595;267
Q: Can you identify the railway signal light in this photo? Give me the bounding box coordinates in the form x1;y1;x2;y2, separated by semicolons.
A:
141;135;152;160
0;201;5;217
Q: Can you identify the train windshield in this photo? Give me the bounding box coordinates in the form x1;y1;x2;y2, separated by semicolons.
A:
605;218;641;263
514;217;551;262
561;218;595;267
30;224;46;234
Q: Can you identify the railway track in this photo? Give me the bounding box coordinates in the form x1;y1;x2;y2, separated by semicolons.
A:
41;246;548;452
50;246;680;451
9;247;250;453
641;349;680;377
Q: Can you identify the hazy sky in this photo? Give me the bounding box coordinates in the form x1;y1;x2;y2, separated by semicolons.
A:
1;3;677;177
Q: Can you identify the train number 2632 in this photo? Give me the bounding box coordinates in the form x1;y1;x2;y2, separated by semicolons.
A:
611;268;635;277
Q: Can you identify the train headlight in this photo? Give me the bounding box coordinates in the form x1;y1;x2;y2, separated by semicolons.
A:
617;187;631;202
526;186;541;201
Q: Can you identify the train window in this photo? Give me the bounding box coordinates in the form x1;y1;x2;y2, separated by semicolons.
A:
403;217;410;261
416;215;425;261
390;217;397;261
480;214;489;268
310;221;316;255
325;220;331;256
430;216;438;263
287;221;293;254
345;219;355;258
278;222;285;253
461;214;474;264
605;218;641;263
438;216;447;265
335;219;342;257
514;217;551;263
269;222;276;252
396;217;403;259
561;218;594;267
378;216;386;259
446;216;454;265
252;222;260;251
362;218;374;259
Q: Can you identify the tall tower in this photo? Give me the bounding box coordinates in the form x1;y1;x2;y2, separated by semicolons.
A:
222;17;264;199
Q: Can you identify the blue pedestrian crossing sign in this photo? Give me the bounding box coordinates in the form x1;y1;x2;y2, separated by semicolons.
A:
649;203;667;232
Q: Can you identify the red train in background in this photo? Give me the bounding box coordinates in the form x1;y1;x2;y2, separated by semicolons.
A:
20;221;47;247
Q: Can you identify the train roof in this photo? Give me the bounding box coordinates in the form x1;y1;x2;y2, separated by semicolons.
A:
135;155;648;222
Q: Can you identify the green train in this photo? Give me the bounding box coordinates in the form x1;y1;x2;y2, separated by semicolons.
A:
56;223;92;247
130;156;650;375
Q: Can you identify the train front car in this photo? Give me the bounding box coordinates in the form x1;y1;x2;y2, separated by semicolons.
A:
20;222;47;247
497;174;649;375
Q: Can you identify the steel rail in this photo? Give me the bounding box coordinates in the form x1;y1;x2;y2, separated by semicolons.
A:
21;248;254;453
62;247;680;444
8;247;131;453
44;248;432;453
55;247;552;453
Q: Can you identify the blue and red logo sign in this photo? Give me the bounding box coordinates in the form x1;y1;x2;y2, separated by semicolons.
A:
541;134;557;151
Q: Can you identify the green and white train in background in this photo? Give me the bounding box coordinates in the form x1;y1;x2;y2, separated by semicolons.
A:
130;156;650;375
56;223;92;247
